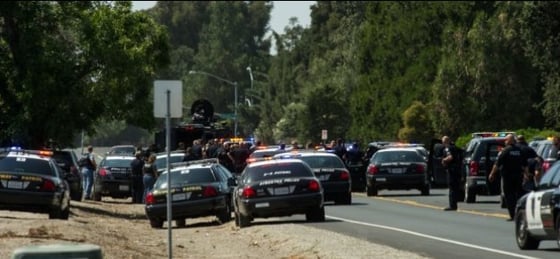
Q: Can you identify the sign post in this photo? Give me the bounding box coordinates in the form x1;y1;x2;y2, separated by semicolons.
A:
154;80;182;259
321;129;328;141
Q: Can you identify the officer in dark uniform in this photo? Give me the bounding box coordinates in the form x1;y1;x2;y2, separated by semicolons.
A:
442;136;461;211
333;138;347;160
489;134;528;221
516;135;537;193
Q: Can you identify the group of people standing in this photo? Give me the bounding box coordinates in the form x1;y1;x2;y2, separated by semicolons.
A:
441;134;540;221
178;139;252;175
130;148;158;204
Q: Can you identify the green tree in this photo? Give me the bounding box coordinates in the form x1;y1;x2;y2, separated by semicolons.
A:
353;2;449;141
0;1;169;147
398;101;434;145
520;2;560;129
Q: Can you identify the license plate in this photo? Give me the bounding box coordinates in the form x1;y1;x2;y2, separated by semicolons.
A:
477;181;486;185
119;185;129;191
376;178;386;182
318;175;330;181
7;181;23;189
255;202;269;208
392;168;404;174
274;186;291;195
172;192;191;201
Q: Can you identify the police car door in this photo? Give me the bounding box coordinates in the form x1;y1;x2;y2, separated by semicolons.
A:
484;142;505;195
525;163;560;236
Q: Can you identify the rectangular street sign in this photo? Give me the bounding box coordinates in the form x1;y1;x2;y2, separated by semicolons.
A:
154;80;182;118
321;129;328;141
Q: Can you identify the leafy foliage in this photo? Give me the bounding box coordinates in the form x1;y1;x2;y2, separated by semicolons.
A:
0;1;168;147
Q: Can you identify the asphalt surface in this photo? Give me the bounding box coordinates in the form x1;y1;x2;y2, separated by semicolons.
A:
83;147;559;258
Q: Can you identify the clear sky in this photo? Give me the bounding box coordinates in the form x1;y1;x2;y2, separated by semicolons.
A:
131;1;314;34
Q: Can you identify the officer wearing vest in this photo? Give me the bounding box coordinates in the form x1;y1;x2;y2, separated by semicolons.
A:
442;136;461;211
489;134;528;221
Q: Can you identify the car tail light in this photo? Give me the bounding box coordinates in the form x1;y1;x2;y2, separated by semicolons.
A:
99;168;108;177
367;165;378;175
145;192;155;205
308;180;320;192
242;186;256;198
543;161;551;173
340;170;350;180
202;186;217;197
415;164;424;173
469;160;479;176
40;179;55;191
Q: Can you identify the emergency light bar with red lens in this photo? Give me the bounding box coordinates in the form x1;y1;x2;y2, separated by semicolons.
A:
0;148;53;157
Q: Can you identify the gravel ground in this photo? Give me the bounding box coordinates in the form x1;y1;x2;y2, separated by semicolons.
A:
0;198;431;259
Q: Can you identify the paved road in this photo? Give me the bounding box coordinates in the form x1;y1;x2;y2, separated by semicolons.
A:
310;190;559;259
80;148;559;258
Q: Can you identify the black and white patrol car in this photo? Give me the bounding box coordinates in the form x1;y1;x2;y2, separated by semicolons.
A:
92;154;135;201
0;147;71;219
233;158;325;228
145;158;236;228
514;161;560;249
274;150;352;205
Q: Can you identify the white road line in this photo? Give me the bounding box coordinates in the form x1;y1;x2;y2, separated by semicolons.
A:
326;215;539;259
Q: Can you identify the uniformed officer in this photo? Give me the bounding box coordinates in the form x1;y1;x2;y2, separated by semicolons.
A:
516;135;538;193
441;136;462;211
489;134;528;221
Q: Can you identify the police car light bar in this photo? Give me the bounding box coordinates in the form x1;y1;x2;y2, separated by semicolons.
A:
170;158;219;168
0;147;53;156
472;131;516;138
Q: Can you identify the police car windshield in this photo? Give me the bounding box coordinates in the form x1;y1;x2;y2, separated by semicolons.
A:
0;157;54;176
297;156;344;168
156;155;184;169
103;159;132;168
155;168;215;188
245;163;313;181
371;150;424;163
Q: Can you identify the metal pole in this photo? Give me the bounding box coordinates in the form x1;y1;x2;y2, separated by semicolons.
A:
165;90;173;259
234;82;238;137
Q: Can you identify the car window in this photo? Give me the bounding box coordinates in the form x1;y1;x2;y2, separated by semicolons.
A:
156;155;184;169
0;157;55;176
298;156;345;168
371;151;424;163
109;147;136;155
245;162;313;181
465;141;478;158
215;165;233;180
538;162;560;188
155;168;216;188
544;144;558;159
103;159;133;168
551;168;560;187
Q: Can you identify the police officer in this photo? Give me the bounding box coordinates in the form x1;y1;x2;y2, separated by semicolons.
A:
489;134;528;221
441;136;461;211
516;135;537;193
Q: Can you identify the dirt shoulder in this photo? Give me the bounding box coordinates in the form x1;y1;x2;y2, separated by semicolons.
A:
0;198;430;259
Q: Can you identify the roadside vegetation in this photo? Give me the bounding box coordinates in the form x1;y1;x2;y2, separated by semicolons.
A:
2;2;560;147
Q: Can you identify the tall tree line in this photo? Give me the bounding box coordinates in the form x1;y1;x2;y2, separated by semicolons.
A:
2;1;560;148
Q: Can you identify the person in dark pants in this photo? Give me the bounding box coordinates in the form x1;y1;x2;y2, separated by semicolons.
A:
143;154;158;204
489;134;528;221
130;151;145;204
441;136;461;211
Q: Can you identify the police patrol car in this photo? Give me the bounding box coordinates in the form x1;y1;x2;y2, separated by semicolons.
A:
0;147;71;219
514;160;560;249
